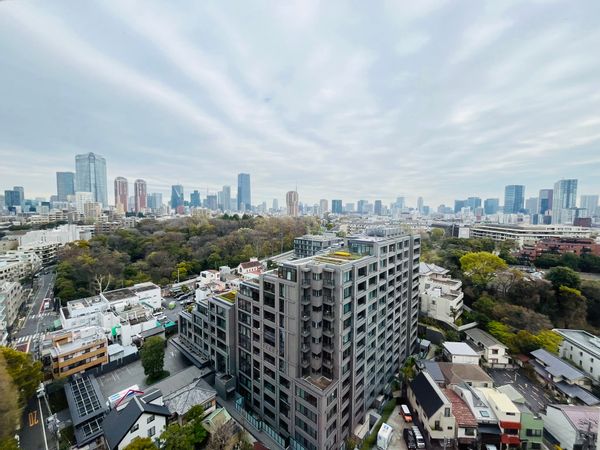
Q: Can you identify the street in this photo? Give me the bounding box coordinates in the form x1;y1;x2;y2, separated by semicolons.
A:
11;271;58;354
19;394;55;450
487;368;553;413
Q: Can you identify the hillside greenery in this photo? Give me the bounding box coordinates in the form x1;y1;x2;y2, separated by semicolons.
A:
422;231;600;352
54;215;319;302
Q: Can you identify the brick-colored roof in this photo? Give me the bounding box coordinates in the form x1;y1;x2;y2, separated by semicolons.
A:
443;389;477;427
239;261;262;269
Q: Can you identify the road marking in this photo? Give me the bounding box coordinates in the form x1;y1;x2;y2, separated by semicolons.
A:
38;397;48;450
28;410;38;427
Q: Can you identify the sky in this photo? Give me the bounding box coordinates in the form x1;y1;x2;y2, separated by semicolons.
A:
1;0;600;208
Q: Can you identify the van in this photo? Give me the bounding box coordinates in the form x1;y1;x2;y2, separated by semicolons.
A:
401;404;413;422
403;428;417;449
412;426;425;449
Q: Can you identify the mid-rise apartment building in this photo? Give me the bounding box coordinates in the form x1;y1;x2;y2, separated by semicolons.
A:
293;235;344;258
43;326;109;378
419;262;463;325
469;224;591;247
235;227;420;450
0;281;24;342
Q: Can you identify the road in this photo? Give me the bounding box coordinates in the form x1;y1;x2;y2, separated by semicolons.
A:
11;271;58;354
19;395;55;450
488;368;553;413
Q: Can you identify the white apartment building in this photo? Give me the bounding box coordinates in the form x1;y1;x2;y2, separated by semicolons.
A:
0;252;42;282
554;329;600;382
0;281;24;340
419;262;464;325
470;224;591;247
442;342;480;365
464;328;511;368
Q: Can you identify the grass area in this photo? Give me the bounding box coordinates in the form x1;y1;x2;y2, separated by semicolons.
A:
147;370;170;385
219;291;237;303
360;398;397;450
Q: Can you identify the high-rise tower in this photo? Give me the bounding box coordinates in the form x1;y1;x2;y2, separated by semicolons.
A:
75;153;108;206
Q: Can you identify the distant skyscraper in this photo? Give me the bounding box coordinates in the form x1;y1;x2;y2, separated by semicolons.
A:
75;152;107;206
525;197;539;215
286;190;299;217
12;186;25;207
484;198;500;215
331;199;343;214
504;185;525;214
206;194;218;210
374;200;382;215
222;186;231;211
466;197;482;210
75;191;93;215
580;195;599;218
395;197;405;209
114;177;128;212
56;172;75;201
357;200;368;214
319;199;328;215
454;200;466;213
539;189;553;214
417;196;424;213
190;190;201;207
4;190;22;209
134;179;147;213
237;173;251;211
272;199;279;211
552;179;578;224
345;203;355;213
147;192;163;211
171;185;184;210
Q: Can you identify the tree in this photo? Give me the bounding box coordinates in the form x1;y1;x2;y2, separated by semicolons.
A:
159;424;193;450
460;252;507;287
0;352;19;441
493;269;523;297
205;423;235;450
123;437;158;450
472;294;496;317
491;303;553;333
582;281;600;328
140;337;166;382
430;228;445;242
536;330;563;354
546;266;581;291
555;286;587;328
0;347;43;406
185;404;208;445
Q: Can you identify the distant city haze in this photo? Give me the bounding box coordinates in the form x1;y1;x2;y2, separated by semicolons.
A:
1;1;599;205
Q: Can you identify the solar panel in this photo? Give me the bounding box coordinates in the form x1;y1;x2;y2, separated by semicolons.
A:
71;376;102;418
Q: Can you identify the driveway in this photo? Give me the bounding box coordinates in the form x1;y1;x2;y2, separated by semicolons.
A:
386;404;409;450
96;339;191;398
487;368;553;413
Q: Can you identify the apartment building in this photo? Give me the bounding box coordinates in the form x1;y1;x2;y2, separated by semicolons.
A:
469;224;591;247
0;251;42;282
293;235;344;258
0;281;24;332
419;262;464;325
235;227;420;450
554;328;600;382
478;388;521;448
43;326;109;378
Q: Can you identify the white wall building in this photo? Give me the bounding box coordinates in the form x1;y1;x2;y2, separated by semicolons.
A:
442;342;480;365
542;404;599;450
555;329;600;382
464;328;511;368
0;281;24;341
0;252;42;282
419;263;464;325
75;191;94;215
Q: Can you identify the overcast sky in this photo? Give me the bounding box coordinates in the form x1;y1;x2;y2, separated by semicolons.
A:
1;0;599;208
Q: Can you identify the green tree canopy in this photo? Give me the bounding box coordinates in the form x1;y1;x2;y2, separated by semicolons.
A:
0;352;19;440
546;266;581;290
159;423;193;450
460;252;507;287
123;437;158;450
0;347;43;406
140;337;166;382
555;286;587;329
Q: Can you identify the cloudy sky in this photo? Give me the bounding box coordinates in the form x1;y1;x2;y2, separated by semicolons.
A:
1;0;599;208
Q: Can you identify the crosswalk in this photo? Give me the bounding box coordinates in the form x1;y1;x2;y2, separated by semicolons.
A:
13;333;43;345
29;312;55;320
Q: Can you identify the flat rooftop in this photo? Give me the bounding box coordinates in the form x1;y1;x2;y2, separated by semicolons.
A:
554;329;600;358
102;288;135;302
305;374;333;390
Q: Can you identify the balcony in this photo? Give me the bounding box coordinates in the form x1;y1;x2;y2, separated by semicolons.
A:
323;359;333;369
323;295;335;305
301;296;310;305
323;311;334;320
301;328;310;337
301;344;310;353
301;313;310;321
323;328;334;338
301;359;310;368
323;279;335;287
301;278;311;288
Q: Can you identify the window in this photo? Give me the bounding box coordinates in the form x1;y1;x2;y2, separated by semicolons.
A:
343;302;352;315
312;273;322;280
444;408;451;417
147;415;155;423
312;289;322;297
465;428;475;436
343;271;353;283
130;424;139;433
343;286;353;299
148;426;155;437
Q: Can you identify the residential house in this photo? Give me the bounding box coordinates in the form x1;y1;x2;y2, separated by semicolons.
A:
419;262;464;325
554;328;600;383
65;374;107;448
464;328;511;368
451;384;501;448
102;390;170;450
437;362;494;388
477;388;521;448
442;342;480;365
443;388;478;448
530;348;599;405
235;257;263;276
408;372;456;447
542;404;599;450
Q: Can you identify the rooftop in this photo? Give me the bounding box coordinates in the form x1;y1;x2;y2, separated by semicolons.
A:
554;329;600;358
547;404;599;433
438;362;493;385
217;291;237;304
530;348;586;381
419;262;449;275
443;342;479;357
465;328;507;349
477;388;520;415
444;388;478;428
102;288;135;302
304;374;333;390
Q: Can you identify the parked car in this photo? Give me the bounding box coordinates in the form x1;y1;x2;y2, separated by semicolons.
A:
403;428;417;450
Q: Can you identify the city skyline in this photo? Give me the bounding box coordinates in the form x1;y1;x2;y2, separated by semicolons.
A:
1;1;600;205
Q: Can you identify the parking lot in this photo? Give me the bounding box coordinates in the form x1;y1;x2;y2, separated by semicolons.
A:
96;339;191;398
386;404;410;450
487;368;553;413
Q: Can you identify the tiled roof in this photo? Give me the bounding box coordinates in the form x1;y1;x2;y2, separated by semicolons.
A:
444;388;477;427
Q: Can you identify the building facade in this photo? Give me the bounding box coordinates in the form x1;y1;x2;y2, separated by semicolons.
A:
234;227;420;449
171;185;184;211
286;191;299;217
114;177;128;213
56;171;75;202
504;185;525;214
75;152;108;206
0;281;24;333
134;179;147;213
552;179;578;224
237;173;251;212
331;200;343;214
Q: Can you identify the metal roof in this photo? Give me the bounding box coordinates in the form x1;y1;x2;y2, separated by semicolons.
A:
531;348;586;381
